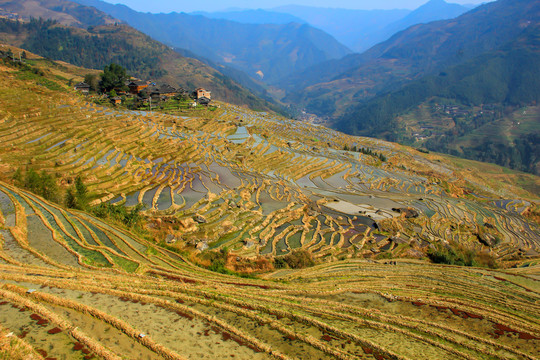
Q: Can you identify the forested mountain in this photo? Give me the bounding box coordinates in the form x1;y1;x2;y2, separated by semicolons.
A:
335;22;540;174
0;5;280;111
0;0;116;27
272;0;540;174
375;0;470;49
281;0;539;117
71;0;352;84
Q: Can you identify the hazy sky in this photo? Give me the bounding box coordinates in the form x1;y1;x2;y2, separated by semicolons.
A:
101;0;493;13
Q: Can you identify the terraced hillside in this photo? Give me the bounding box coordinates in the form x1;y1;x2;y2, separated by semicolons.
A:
0;44;539;360
0;52;539;265
0;183;539;359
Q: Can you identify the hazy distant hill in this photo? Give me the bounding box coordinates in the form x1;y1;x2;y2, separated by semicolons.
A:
282;0;539;116
72;0;352;84
191;9;306;25
271;5;410;52
0;0;281;111
375;0;470;49
177;1;472;55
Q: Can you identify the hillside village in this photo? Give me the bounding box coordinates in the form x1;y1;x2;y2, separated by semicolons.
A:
75;78;212;109
0;46;215;112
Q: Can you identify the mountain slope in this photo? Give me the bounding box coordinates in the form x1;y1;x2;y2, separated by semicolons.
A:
282;0;540;116
377;0;470;46
0;48;539;360
0;0;116;27
72;0;352;84
336;24;540;174
0;2;281;111
272;5;410;52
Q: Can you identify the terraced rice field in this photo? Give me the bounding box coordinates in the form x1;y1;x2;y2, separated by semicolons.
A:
0;69;538;262
0;53;540;360
0;182;539;359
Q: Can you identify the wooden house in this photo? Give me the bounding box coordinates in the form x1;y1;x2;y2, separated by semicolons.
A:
158;84;178;97
74;82;91;94
195;88;211;99
111;96;122;105
128;80;150;94
139;84;179;102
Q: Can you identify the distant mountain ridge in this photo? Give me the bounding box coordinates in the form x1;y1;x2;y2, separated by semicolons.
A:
281;0;540;117
72;0;352;84
0;0;281;111
255;5;411;52
375;0;470;49
271;1;470;52
191;9;306;25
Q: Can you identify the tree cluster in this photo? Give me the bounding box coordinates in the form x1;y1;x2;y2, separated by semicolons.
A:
12;168;59;203
99;63;128;93
343;145;387;162
273;250;314;269
91;203;144;229
65;176;88;210
0;18;167;81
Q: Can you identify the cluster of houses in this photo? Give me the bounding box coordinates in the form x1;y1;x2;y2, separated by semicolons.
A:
431;103;500;118
74;79;212;107
432;104;470;117
0;10;22;21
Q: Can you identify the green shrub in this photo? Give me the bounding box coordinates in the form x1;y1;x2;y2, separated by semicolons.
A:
13;167;59;203
208;259;230;274
274;249;314;269
428;244;498;268
91;203;144;229
65;176;88;210
274;257;288;269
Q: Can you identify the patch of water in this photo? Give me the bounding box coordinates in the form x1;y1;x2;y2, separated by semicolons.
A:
45;139;68;152
0;190;16;227
26;133;51;144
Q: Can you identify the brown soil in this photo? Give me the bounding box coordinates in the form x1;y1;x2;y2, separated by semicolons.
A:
47;327;62;335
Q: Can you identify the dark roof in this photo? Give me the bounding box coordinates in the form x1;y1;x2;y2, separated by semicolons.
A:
140;86;158;96
74;82;90;89
159;84;177;93
141;84;177;95
128;80;148;87
197;96;211;104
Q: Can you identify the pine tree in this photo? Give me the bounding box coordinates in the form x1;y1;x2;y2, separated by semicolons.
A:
74;176;88;209
65;188;77;209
